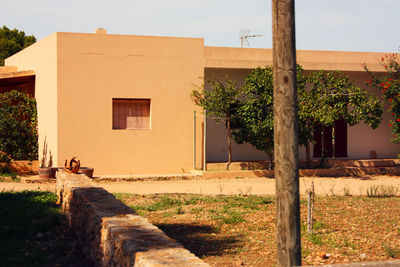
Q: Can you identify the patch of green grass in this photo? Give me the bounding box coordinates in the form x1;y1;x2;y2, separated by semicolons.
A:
383;244;400;258
302;247;312;258
127;194;273;214
183;195;203;205
221;213;245;224
120;194;274;228
313;221;326;231
343;237;356;249
325;234;340;248
306;233;323;245
211;208;245;225
190;207;204;214
0;165;18;181
0;190;90;266
221;195;273;210
162;211;177;217
132;196;182;211
113;192;133;201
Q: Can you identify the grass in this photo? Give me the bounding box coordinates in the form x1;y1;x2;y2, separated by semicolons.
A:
343;185;352;196
117;193;400;266
383;244;400;258
0;165;18;181
366;185;399;197
0;190;91;266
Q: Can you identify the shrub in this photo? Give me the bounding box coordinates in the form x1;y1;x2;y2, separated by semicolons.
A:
365;53;400;145
0;90;38;160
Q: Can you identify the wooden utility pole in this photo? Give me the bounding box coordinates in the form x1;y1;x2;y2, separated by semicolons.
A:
272;0;302;266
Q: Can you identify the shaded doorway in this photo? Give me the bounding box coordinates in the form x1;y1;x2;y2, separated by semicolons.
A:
313;119;347;158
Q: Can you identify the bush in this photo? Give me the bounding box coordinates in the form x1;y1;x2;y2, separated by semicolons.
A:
0;90;38;160
365;53;400;144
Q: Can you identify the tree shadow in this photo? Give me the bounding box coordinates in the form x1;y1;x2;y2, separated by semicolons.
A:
156;223;242;257
0;190;92;267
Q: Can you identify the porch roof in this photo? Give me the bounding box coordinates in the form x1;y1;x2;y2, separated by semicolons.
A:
204;46;386;72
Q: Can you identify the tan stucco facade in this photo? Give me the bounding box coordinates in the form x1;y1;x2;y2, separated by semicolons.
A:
6;33;204;175
4;31;400;174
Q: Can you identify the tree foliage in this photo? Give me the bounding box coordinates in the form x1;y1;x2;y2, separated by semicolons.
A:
306;71;383;129
230;65;308;167
306;71;383;162
191;78;243;168
231;66;274;158
364;53;400;144
0;90;38;161
0;26;36;66
191;68;383;167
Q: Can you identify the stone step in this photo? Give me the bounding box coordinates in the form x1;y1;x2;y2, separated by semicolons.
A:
207;159;400;171
202;166;400;179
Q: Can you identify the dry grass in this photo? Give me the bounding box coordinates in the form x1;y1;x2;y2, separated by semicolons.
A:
115;193;400;266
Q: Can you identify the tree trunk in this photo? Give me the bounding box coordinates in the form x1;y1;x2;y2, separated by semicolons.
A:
306;142;311;169
320;128;325;168
331;125;335;168
226;116;232;170
269;153;274;170
272;0;302;266
307;180;315;234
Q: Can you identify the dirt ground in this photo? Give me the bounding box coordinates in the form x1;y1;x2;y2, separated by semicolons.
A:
1;175;400;196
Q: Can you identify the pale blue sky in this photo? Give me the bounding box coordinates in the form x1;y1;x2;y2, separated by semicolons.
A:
1;0;399;52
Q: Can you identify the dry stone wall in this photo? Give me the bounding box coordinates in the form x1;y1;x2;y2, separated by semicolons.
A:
56;171;209;267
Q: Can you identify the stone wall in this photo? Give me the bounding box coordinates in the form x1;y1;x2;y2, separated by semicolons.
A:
56;171;209;267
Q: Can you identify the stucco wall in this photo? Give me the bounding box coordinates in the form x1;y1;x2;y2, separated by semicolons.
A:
56;33;204;175
5;34;58;165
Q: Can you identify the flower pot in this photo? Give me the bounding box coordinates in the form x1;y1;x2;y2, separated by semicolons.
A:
38;167;57;178
80;167;94;178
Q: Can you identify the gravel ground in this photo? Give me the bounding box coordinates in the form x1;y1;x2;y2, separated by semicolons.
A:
1;175;400;196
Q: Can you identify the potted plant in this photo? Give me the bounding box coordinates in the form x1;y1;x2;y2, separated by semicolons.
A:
38;138;56;178
79;167;94;178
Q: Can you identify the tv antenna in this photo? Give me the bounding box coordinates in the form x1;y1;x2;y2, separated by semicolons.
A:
239;28;263;48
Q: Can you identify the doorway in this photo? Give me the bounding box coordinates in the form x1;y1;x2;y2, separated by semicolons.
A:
313;119;347;158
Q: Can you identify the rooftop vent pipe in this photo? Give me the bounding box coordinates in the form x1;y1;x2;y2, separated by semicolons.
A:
94;28;107;34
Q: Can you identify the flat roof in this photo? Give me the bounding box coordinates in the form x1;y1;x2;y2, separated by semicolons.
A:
0;70;35;80
204;46;386;72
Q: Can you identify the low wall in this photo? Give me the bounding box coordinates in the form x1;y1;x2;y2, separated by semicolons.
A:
56;171;209;267
0;160;39;174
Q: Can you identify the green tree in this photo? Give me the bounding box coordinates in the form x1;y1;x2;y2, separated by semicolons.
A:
231;65;308;169
364;53;400;145
306;71;383;165
0;26;36;66
192;78;243;169
0;90;38;161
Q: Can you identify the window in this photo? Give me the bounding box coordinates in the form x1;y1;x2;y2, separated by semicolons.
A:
112;99;151;129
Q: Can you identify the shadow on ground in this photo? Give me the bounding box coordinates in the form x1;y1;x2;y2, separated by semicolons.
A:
156;223;242;257
0;190;92;267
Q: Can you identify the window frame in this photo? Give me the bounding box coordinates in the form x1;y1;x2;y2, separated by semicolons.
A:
112;98;151;130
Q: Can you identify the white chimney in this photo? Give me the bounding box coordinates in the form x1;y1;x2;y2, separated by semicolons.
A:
94;28;107;34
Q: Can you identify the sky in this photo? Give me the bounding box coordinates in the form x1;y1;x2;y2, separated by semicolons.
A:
1;0;400;53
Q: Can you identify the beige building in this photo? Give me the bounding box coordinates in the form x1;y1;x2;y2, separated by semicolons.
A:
1;31;399;175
